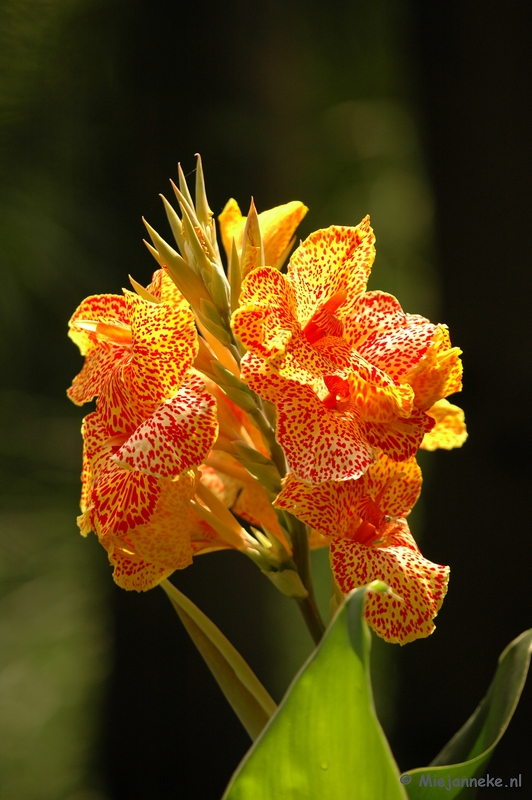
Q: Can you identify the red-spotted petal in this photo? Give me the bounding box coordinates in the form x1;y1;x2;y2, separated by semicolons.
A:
242;356;376;484
84;469;202;590
147;269;189;307
355;319;437;383
362;408;434;462
275;473;365;538
68;345;129;406
287;220;375;325
232;267;299;360
80;411;111;510
276;453;421;538
362;453;422;516
340;291;405;344
105;543;172;592
330;520;449;644
123;290;198;412
90;462;161;537
404;327;463;410
68;294;129;356
113;374;218;478
347;373;414;422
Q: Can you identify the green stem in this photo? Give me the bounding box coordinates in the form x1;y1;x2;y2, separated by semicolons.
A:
286;513;326;646
250;407;287;477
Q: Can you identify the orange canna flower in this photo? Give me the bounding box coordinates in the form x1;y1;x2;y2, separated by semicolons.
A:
275;453;449;644
240;353;433;484
69;275;227;590
232;219;464;480
68;286;198;426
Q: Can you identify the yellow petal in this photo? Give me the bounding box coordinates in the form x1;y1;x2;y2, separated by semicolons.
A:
421;399;468;451
218;198;308;267
404;327;463;410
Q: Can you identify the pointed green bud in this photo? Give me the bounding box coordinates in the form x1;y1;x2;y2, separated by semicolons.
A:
229;238;242;313
244;536;308;599
143;239;165;267
177;162;195;209
199;296;228;329
129;275;161;303
197;301;233;346
160;194;187;259
194;153;212;229
236;459;282;494
142;218;210;309
229;441;282;494
178;198;219;281
220;386;258;414
230;440;272;466
210;360;256;396
209;261;231;315
171;180;219;262
240;198;264;279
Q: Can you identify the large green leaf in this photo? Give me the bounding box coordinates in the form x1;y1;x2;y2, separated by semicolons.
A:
222;584;407;800
403;629;532;799
160;579;276;741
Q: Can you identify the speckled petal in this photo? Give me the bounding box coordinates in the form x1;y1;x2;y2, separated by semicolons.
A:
232;268;299;360
421;399;468;451
113;373;218;479
275;473;364;538
404;327;463;410
90;462;161;537
242;356;377;484
287;220;375;325
355;319;437;383
341;291;405;348
123;290;198;411
86;469;201;590
68;346;129;406
362;453;422;516
233;267;353;378
68;294;129;356
362;408;434;462
105;543;172;592
348;373;415;421
80;411;110;510
98;368;144;435
147;268;189;307
125;470;198;571
330;520;449;644
276;453;421;538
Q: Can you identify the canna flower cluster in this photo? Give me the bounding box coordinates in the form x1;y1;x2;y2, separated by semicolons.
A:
68;156;466;643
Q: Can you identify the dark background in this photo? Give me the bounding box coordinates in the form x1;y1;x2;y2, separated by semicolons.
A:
0;1;530;798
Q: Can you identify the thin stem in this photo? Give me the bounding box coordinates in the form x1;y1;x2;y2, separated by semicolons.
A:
297;596;326;647
250;406;287;478
286;513;326;645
